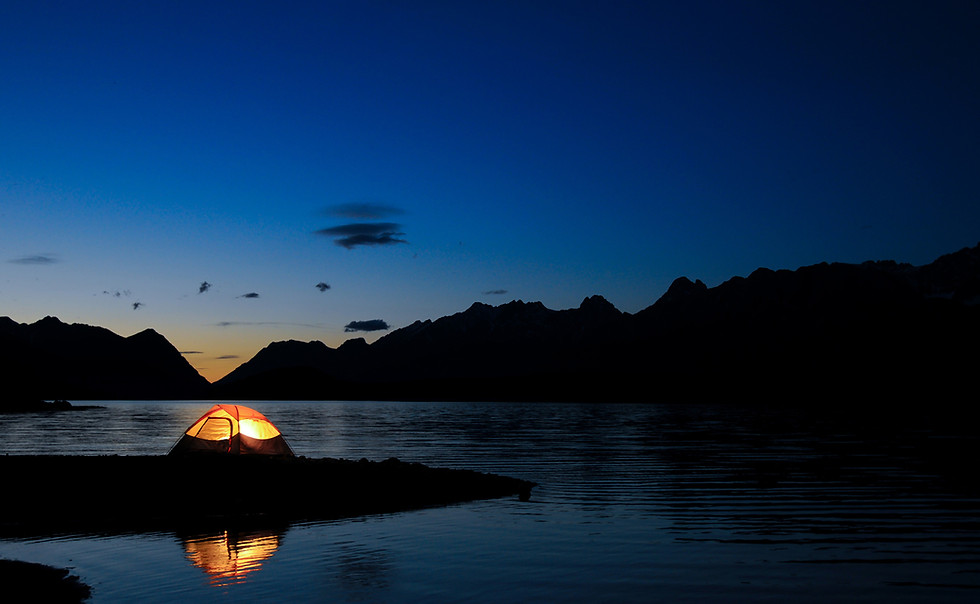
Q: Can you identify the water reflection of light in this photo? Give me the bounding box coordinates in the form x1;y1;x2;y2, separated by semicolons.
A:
182;530;282;586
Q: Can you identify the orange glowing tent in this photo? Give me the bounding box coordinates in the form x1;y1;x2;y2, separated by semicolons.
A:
169;404;294;456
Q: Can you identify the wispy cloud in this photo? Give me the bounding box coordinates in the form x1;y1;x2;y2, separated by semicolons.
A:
216;354;240;360
315;282;331;292
9;254;59;265
483;289;508;295
344;319;390;333
199;281;212;294
238;292;260;299
317;203;409;249
103;289;132;298
315;223;408;249
214;320;326;329
326;202;404;220
180;350;203;355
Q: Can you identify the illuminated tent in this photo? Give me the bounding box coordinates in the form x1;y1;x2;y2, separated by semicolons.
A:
169;404;294;456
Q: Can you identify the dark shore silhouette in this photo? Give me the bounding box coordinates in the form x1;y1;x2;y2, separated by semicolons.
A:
0;560;90;603
0;455;533;537
2;241;978;405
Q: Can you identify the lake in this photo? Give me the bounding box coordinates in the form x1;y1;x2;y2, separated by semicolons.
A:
1;400;978;602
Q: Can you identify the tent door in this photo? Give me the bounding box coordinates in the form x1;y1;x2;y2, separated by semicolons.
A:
194;417;234;453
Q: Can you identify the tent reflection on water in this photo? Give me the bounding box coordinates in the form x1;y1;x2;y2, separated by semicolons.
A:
169;404;294;456
182;529;283;586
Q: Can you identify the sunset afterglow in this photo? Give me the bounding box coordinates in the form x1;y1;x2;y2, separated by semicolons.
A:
2;2;977;383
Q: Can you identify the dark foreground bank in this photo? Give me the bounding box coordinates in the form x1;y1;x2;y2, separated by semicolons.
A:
0;455;534;535
0;559;91;603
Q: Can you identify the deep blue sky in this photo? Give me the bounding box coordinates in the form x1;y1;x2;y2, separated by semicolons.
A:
2;1;978;381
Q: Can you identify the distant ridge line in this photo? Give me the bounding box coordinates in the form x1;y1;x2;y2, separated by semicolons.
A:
3;242;978;405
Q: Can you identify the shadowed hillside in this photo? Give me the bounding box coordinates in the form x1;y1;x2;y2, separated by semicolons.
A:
0;316;210;402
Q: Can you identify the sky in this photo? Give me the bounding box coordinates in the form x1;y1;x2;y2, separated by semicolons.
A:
2;1;978;382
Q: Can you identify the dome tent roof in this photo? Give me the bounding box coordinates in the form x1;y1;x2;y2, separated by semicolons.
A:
169;404;293;456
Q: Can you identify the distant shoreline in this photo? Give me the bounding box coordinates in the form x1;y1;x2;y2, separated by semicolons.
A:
0;399;103;414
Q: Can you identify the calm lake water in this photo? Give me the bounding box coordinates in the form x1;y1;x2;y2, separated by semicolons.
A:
1;400;979;602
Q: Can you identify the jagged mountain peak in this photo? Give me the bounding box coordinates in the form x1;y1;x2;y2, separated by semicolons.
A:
35;315;66;326
655;277;708;305
579;294;615;309
127;327;166;342
338;337;369;352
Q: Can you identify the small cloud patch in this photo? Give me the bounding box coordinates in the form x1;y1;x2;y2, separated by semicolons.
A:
103;289;132;298
238;292;260;299
10;254;59;265
316;223;408;249
483;289;508;295
315;282;331;292
344;319;390;333
216;355;240;360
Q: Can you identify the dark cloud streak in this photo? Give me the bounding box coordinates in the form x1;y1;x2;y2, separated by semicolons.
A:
315;223;408;249
344;319;390;333
103;289;132;298
9;254;59;265
214;320;326;329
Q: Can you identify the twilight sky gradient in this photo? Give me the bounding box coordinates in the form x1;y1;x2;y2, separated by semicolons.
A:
2;1;978;382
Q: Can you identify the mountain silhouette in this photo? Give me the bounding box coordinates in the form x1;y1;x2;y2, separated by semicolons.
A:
213;243;980;404
1;316;210;403
3;243;977;404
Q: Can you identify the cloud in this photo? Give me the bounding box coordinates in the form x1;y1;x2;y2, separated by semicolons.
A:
180;350;203;355
215;320;326;329
199;281;212;294
326;203;404;220
103;289;132;298
238;292;260;298
132;302;143;310
483;289;508;295
9;254;59;265
315;282;331;292
315;223;408;249
216;355;240;360
344;319;390;333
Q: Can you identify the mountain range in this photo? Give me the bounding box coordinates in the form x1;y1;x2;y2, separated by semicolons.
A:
1;317;210;402
4;242;978;405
